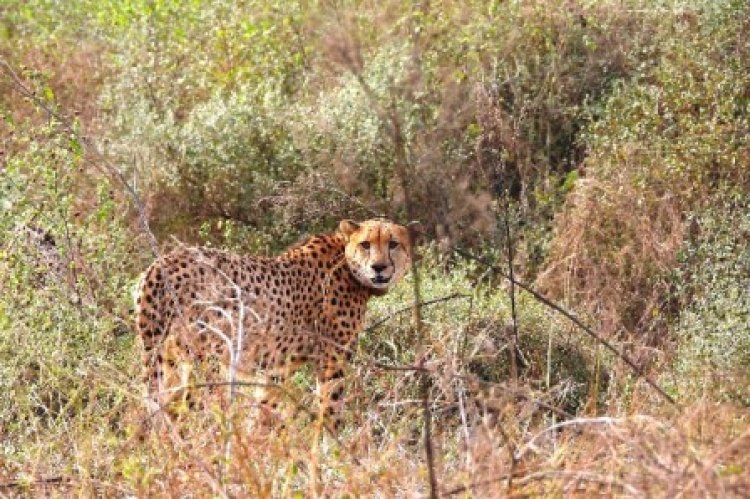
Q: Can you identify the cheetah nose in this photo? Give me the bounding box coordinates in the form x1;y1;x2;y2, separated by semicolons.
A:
371;263;387;273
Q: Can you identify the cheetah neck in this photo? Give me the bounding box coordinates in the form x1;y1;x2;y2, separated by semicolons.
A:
278;232;384;298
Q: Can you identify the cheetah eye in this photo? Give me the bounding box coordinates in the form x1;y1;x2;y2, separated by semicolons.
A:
388;240;399;250
360;241;371;250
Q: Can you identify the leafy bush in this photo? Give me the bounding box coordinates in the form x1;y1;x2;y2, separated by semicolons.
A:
0;116;142;471
88;0;670;253
671;199;750;404
360;251;605;416
98;0;310;246
543;0;750;337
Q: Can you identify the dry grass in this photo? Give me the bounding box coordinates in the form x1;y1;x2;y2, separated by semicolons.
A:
540;178;684;341
5;379;748;497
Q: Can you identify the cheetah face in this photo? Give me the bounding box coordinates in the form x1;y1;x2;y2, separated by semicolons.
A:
339;219;422;292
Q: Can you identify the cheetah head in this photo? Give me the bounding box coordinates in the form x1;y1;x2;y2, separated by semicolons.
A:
339;219;422;294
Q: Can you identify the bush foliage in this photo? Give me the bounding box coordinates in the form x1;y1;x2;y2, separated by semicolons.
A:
671;199;750;403
543;0;750;337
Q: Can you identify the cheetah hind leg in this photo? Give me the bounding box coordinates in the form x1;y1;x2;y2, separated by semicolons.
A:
243;364;300;433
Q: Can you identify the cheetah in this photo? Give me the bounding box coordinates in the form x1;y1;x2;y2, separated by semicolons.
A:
135;219;421;428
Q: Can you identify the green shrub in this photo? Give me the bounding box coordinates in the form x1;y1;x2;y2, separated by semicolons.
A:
544;0;750;337
89;0;671;253
98;0;310;246
359;251;605;416
0;117;142;469
671;199;750;404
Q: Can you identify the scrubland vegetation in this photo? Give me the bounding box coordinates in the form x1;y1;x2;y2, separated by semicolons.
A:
1;0;748;496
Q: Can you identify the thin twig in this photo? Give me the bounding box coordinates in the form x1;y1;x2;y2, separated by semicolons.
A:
443;469;639;496
421;368;439;499
0;476;67;490
514;416;626;461
503;197;520;382
364;292;470;332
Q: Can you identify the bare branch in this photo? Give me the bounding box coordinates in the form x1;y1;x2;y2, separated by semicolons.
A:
364;292;470;332
443;469;639;496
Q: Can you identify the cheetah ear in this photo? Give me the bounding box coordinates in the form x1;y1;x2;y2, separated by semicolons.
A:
338;219;360;238
406;221;424;244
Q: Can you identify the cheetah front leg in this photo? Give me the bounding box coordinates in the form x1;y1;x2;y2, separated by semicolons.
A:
316;355;347;432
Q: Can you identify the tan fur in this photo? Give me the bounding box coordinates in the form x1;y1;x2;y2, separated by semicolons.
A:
135;219;420;427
